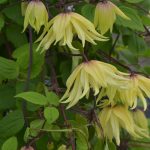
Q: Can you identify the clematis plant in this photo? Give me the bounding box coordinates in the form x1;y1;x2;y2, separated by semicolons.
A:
1;0;150;149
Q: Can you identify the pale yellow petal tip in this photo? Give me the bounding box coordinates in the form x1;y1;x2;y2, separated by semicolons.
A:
22;28;26;33
66;105;72;110
124;15;131;20
110;2;131;20
143;105;147;111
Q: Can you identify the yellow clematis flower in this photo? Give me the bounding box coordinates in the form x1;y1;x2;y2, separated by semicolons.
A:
97;74;150;110
60;60;128;109
94;1;130;35
98;106;148;145
23;0;48;33
36;12;108;52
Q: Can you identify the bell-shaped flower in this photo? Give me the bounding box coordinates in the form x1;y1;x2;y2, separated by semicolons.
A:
98;106;148;145
23;0;48;33
36;12;108;52
94;1;130;35
60;60;128;109
97;74;150;110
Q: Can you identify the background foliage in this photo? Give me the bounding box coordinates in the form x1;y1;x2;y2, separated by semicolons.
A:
0;0;150;150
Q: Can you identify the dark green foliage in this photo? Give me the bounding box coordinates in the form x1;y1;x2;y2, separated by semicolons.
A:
0;0;150;150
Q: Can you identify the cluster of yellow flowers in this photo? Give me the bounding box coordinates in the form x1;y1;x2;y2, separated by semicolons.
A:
22;0;150;146
60;60;150;145
22;0;129;52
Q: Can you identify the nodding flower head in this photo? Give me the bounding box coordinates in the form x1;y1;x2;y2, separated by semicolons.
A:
35;12;108;52
60;60;128;109
94;1;130;35
23;0;48;33
97;74;150;111
98;106;148;145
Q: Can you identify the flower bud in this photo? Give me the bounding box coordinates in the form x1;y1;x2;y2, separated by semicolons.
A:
23;0;48;33
94;1;130;34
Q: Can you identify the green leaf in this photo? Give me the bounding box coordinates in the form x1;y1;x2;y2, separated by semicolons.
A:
108;142;116;150
44;107;59;124
0;57;19;81
81;4;95;22
75;114;89;138
128;142;150;150
15;91;48;105
0;84;16;110
76;132;88;150
140;1;150;10
30;119;45;137
125;0;144;3
2;137;17;150
140;66;150;74
51;125;61;141
142;16;150;26
45;88;59;106
116;6;145;31
6;24;27;48
2;4;24;25
118;49;139;65
138;48;150;57
30;119;45;129
36;135;51;150
13;43;44;79
94;138;104;150
127;33;147;52
0;0;7;4
24;127;30;142
0;110;24;138
59;61;71;85
0;15;4;31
